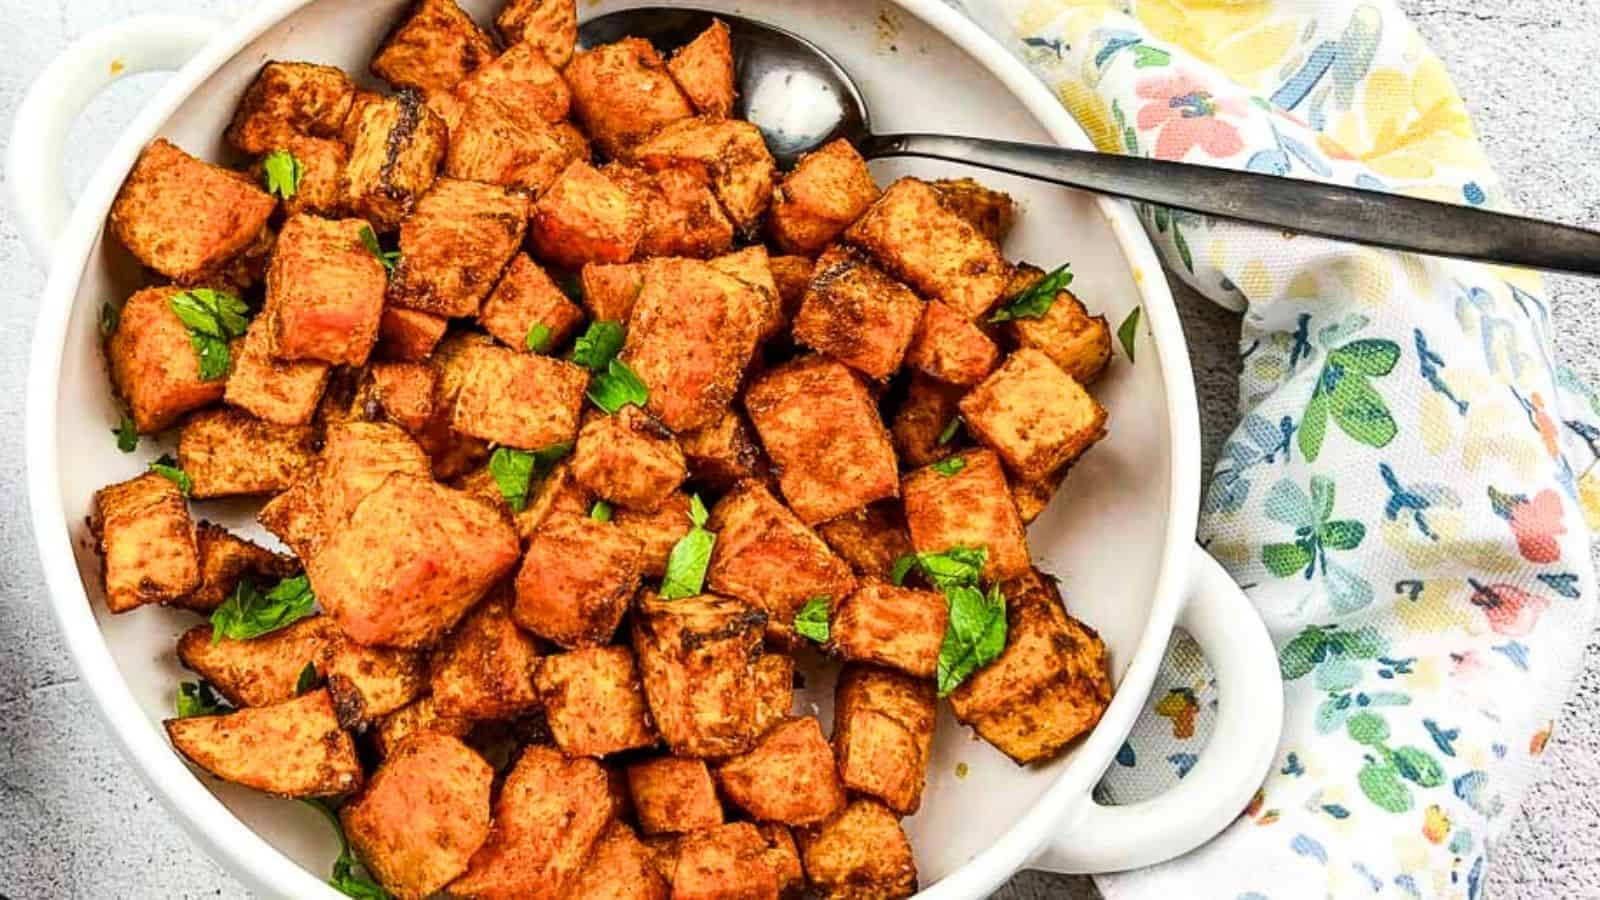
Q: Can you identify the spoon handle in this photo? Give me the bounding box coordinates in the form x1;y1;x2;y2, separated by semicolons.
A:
862;133;1600;277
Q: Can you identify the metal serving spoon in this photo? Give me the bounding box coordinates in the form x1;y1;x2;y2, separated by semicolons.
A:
580;8;1600;277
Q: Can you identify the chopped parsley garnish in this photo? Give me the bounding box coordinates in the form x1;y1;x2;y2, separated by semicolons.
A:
988;263;1072;323
489;443;572;513
932;456;966;477
590;500;614;522
295;662;320;696
525;322;552;354
359;225;400;274
937;416;962;446
175;680;230;718
794;596;831;643
571;321;624;371
588;359;648;414
1118;305;1142;363
889;552;918;586
170;288;250;382
149;453;192;496
262;149;304;201
660;494;716;599
113;413;139;453
302;799;393;899
895;546;1008;695
210;574;317;642
100;301;120;338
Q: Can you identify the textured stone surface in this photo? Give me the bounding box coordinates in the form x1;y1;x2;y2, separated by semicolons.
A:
0;1;1595;897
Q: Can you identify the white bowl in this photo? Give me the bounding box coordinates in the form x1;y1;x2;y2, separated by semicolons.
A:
12;1;1284;897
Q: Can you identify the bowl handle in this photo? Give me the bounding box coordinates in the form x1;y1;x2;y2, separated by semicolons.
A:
6;15;224;263
1032;544;1284;873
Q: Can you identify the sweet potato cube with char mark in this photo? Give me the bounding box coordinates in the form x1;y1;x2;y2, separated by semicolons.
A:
743;355;899;526
225;318;331;426
678;408;769;493
1011;466;1067;525
109;287;229;433
390;178;529;318
902;449;1030;582
371;0;495;92
177;408;316;498
455;39;571;123
709;245;783;340
377;307;449;362
572;406;688;511
515;458;593;538
92;472;199;613
814;502;914;581
479;254;585;353
536;646;658;756
450;746;619;899
340;91;448;230
627;756;723;835
566;38;694;158
309;474;520;648
931;177;1016;244
226;61;355;154
266;214;387;365
257;468;327;559
451;342;588;449
751;654;797;738
343;732;493;899
890;373;963;467
706;481;857;643
445;95;577;194
320;630;430;725
667;20;735;117
621;258;765;432
960;348;1107;482
615;490;693;576
632;593;766;757
768;255;814;322
495;0;577;68
673;823;780;900
716;717;846;826
768;140;880;256
429;593;542;719
256;135;346;218
1003;266;1113;384
352;362;438;434
319;421;433;526
514;515;643;648
372;694;473;759
175;522;298;613
532;160;647;268
633;117;776;234
904;299;1000;385
165;689;361;797
582;262;647;324
833;666;935;815
644;167;736;258
574;820;671;900
798;799;917;900
832;582;947;680
793;245;923;380
846;177;1009;319
948;569;1112;763
177;617;326;708
110;139;276;284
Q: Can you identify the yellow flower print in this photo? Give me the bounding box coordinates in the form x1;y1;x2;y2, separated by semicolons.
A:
1422;805;1451;844
1390;572;1473;632
1577;467;1600;529
1054;79;1123;153
1132;0;1299;88
1328;57;1485;182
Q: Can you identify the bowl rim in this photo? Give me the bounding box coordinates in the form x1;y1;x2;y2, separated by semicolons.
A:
22;0;1202;896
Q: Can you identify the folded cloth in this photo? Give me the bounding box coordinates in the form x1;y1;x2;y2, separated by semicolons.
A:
960;1;1600;897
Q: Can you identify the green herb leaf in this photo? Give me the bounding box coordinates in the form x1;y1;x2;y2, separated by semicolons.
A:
588;358;648;414
170;288;250;382
113;413;139;453
175;680;231;718
660;494;716;599
1117;305;1142;363
937;416;962;446
210;575;317;642
936;582;1007;696
359;225;400;274
525;322;552;354
262;149;304;201
590;500;614;522
488;443;572;513
302;799;393;899
295;662;320;696
931;456;966;477
571;321;625;372
148;453;193;496
794;596;831;643
988;263;1072;323
912;546;988;592
100;301;120;338
889;553;918;586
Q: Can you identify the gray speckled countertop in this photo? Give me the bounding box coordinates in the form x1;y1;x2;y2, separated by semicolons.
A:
1;1;1596;897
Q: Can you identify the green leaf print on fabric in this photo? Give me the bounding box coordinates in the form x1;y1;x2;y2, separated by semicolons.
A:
1261;476;1373;611
1298;338;1401;461
1359;759;1413;813
1279;624;1387;681
1346;711;1389;746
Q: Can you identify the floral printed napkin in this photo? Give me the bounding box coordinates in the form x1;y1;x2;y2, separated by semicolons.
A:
960;1;1600;897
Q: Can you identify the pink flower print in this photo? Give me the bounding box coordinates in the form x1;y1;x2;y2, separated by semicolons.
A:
1136;71;1247;161
1468;579;1549;637
1488;486;1567;563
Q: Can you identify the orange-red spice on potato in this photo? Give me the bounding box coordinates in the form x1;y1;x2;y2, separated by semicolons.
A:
478;253;585;354
371;694;473;759
495;0;578;68
514;514;644;649
108;286;230;433
580;261;648;324
751;654;795;737
530;160;647;269
571;406;688;512
450;342;589;450
792;244;923;381
455;39;571;123
768;139;880;256
317;420;433;527
715;716;847;826
632;117;776;234
376;306;450;363
351;362;439;435
340;90;448;230
444;94;578;195
176;617;328;708
224;317;332;427
626;756;725;835
672;822;781;900
91;472;200;613
573;820;671;900
959;347;1108;482
226;61;355;155
429;591;543;720
813;502;915;581
565;37;695;158
389;178;530;319
370;0;495;93
267;214;388;366
614;490;693;576
632;592;765;757
903;299;1001;386
831;580;948;680
677;408;770;494
164;688;362;797
667;20;735;117
173;521;298;613
901;448;1031;583
797;799;917;900
535;645;658;757
832;665;936;815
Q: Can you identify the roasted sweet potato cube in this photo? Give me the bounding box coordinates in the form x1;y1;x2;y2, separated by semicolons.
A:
890;374;962;467
572;406;688;511
901;449;1030;582
531;160;646;268
444;95;577;194
513;458;593;538
456;39;570;123
931;177;1016;244
673;823;779;900
225;318;331;426
450;746;618;899
175;521;298;613
627;756;723;835
108;287;229;433
343;732;493;899
177;407;315;499
495;0;577;68
615;491;692;576
352;362;438;434
226;61;355;154
390;178;529;318
371;0;495;92
678;409;768;493
758;825;803;895
309;474;520;648
667;20;735;117
165;689;361;797
213;222;277;293
743;356;899;525
566;38;694;158
798;800;917;900
451;343;588;449
110;139;276;283
254;135;347;218
709;245;783;340
768;140;880;256
429;594;542;720
949;570;1112;763
846;178;1008;319
514;515;643;648
373;694;474;759
536;646;657;756
643;167;735;258
340;88;384;146
716;717;846;826
574;820;670;900
258;469;327;559
319;421;433;526
581;262;647;324
768;255;814;322
632;593;765;757
621;258;765;432
752;654;794;737
1011;466;1067;525
904;300;1000;385
177;617;326;708
377;307;450;362
265;214;387;365
340;91;448;230
833;666;935;815
792;245;922;380
320;630;430;724
960;348;1108;481
1002;283;1113;385
813;503;914;581
480;254;585;353
91;472;199;613
706;481;856;643
632;117;776;233
832;582;947;680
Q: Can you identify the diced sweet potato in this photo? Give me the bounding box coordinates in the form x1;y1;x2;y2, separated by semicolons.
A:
901;449;1030;582
792;245;922;380
320;630;430;725
706;481;856;643
226;61;356;155
535;646;657;757
177;617;327;708
581;262;647;324
110;139;276;283
371;0;495;93
531;160;646;268
890;374;962;467
444;94;577;194
708;245;782;340
814;502;914;581
948;570;1112;763
514;515;643;648
373;694;474;759
768;140;880;256
343;732;493;899
832;582;947;680
757;824;803;895
574;820;671;900
1011;466;1067;525
678;408;769;493
667;20;735;117
213;222;277;292
632;117;776;234
429;593;542;720
566;38;694;158
165;689;361;797
512;457;592;538
716;717;846;826
931;177;1016;244
495;0;577;68
340;91;449;230
309;474;520;648
390;178;529;318
904;299;1000;385
846;178;1008;319
752;654;794;737
768;255;814;322
91;472;199;613
260;135;347;218
377;307;449;362
615;491;693;576
833;666;935;815
743;356;899;525
627;756;724;835
1003;285;1113;384
572;406;688;511
451;342;588;449
352;362;438;434
266;214;387;365
319;420;433;526
960;348;1108;482
108;286;230;433
632;593;765;757
479;253;585;353
797;800;917;900
641;167;735;258
225;318;331;426
455;39;570;123
672;823;779;900
175;522;298;613
257;468;327;559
